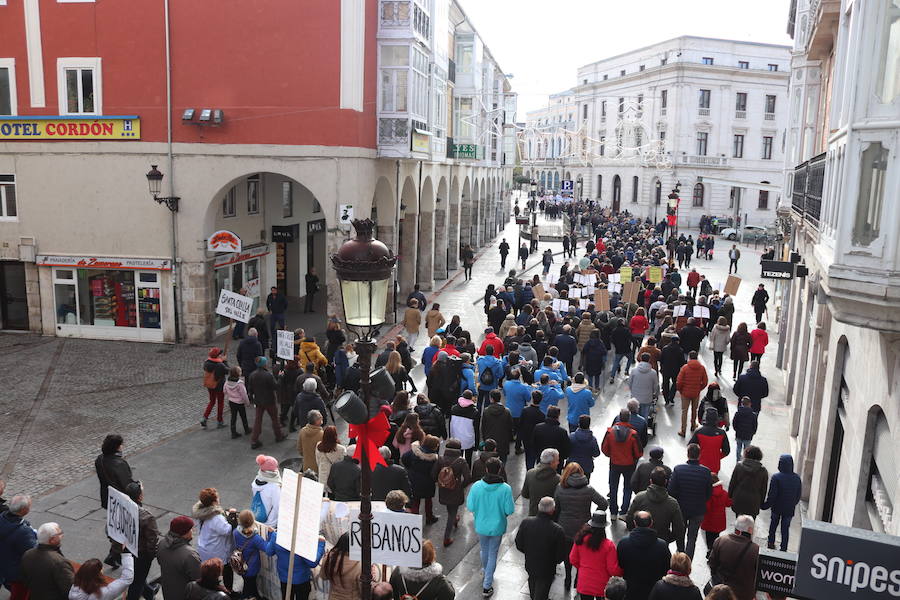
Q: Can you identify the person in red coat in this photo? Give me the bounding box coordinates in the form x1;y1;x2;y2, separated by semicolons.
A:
686;268;701;300
569;512;623;598
688;407;731;475
749;322;769;364
478;327;505;357
602;409;643;518
701;474;732;559
675;351;709;437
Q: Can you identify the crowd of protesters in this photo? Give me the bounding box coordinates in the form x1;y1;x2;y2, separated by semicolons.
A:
0;199;802;600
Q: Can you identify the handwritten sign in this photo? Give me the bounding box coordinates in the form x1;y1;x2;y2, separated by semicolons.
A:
619;267;633;283
648;267;663;283
349;509;423;568
724;275;742;296
276;330;294;360
277;469;325;560
215;289;253;323
107;487;140;556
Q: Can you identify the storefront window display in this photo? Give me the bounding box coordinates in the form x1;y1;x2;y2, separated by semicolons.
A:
214;251;264;331
52;267;162;338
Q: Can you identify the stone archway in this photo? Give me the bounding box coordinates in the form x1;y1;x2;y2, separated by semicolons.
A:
456;176;470;268
470;178;480;248
371;176;395;245
417;176;436;290
434;177;449;280
398;176;418;300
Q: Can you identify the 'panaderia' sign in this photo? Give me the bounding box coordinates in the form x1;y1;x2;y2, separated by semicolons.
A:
0;116;141;140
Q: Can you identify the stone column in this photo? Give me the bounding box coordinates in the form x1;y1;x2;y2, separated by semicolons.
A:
398;215;418;300
417;211;435;291
181;260;213;344
448;203;460;271
24;263;42;334
434;208;447;279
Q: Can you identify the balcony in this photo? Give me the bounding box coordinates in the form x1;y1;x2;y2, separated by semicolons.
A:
764;112;776;121
380;0;411;27
791;153;824;227
680;155;729;168
735;110;747;119
698;108;711;116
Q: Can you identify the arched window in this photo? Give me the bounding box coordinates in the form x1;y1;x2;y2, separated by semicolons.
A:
692;182;704;207
553;172;560;190
632;176;639;203
654;180;662;205
612;175;621;202
597;174;603;198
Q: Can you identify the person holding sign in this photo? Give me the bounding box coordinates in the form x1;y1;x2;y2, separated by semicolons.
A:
119;483;159;600
70;552;136;600
388;540;455;600
265;531;325;600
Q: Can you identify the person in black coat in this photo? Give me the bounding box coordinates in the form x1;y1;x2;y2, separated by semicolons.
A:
531;406;571;472
372;447;413;501
731;397;759;458
414;396;447;439
581;330;608;389
293;379;328;430
237;330;264;378
520;391;548;470
616;511;672;600
667;444;712;559
328;452;361;501
659;337;686;406
401;436;441;524
515;496;568;600
678;318;705;355
426;353;459;418
247;310;270;350
552;325;578;375
94;434;135;568
480;390;514;460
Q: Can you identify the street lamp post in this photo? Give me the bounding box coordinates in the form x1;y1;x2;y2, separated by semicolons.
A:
331;219;396;600
146;165;181;344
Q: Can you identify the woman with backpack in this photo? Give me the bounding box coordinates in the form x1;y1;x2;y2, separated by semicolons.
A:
388;540;455;600
231;510;267;600
249;454;281;528
401;435;441;525
202;347;229;429
432;438;471;547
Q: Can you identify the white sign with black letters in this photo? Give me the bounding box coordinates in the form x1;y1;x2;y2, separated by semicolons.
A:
276;330;294;360
215;289;253;323
107;487;140;556
349;509;423;568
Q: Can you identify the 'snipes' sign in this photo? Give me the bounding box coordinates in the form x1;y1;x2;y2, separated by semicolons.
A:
107;487;140;556
793;520;900;599
215;289;253;323
349;509;423;568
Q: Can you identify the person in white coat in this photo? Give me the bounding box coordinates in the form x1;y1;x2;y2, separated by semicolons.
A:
251;454;281;529
191;487;237;592
70;553;135;600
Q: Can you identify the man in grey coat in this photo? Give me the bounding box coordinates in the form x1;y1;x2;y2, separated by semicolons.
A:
156;516;200;600
520;448;561;516
627;353;659;419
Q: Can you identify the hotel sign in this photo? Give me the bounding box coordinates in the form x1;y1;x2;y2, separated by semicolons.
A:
451;143;478;159
0;116;141;140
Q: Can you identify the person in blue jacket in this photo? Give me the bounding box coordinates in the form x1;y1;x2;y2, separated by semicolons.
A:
265;528;326;600
568;415;601;479
563;373;595;432
535;356;565;387
459;353;477;396
232;510;268;599
502;369;533;454
0;495;38;597
421;336;441;377
537;374;565;414
466;457;515;598
476;346;505;411
761;454;802;551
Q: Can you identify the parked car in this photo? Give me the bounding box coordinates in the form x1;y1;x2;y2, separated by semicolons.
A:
721;225;767;241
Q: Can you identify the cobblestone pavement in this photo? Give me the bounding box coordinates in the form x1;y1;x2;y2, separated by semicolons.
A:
0;335;207;497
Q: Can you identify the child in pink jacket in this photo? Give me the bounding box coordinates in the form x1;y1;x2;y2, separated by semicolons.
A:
223;366;251;438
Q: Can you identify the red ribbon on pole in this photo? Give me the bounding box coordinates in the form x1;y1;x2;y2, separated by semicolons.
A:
348;407;391;471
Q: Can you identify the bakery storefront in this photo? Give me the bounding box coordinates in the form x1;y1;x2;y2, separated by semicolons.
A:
38;255;169;342
212;245;269;333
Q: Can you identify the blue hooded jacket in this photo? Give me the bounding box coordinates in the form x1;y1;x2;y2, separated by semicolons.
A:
476;355;504;392
0;511;37;584
762;454;803;516
265;532;326;584
460;362;477;395
502;379;532;418
568;428;601;474
538;383;565;414
564;385;595;426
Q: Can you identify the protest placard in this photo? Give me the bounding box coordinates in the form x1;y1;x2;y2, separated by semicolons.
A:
276;330;294;360
277;469;325;560
609;282;622;294
552;299;569;314
619;267;633;283
107;487;140;556
694;306;711;319
532;283;545;300
215;289;253;323
569;287;583;299
648;266;663;283
608;273;620;283
594;289;610;310
349;509;423;568
673;305;688;317
622;281;639;305
724;275;742;296
579;299;590;310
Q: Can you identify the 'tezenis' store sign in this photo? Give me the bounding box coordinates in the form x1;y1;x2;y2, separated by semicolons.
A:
0;116;141;140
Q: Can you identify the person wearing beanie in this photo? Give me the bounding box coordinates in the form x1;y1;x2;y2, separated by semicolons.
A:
157;516;200;600
250;455;282;528
630;447;671;494
201;347;229;429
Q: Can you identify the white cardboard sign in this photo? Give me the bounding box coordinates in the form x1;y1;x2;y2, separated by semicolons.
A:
107;487;140;556
215;289;253;323
276;330;294;360
349;509;423;568
277;469;324;560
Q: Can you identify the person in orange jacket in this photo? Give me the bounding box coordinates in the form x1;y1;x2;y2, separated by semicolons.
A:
675;351;709;436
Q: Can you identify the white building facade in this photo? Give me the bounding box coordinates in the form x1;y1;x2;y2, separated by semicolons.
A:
521;36;790;229
780;0;900;535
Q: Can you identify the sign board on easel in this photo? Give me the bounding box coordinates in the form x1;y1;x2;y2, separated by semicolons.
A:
107;487;140;556
215;289;253;323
